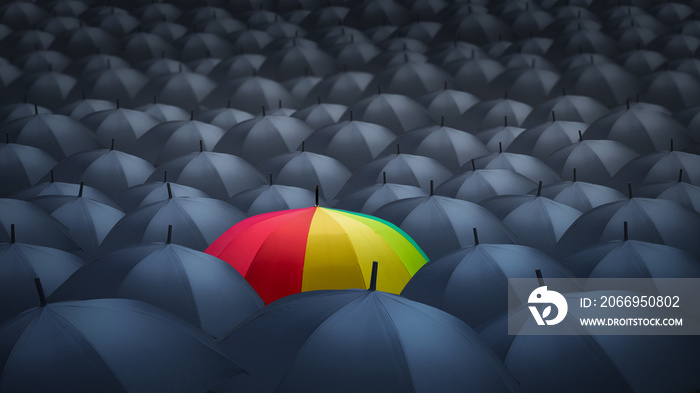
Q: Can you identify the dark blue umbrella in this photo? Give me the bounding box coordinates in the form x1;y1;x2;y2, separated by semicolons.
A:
14;177;117;208
204;76;299;114
304;71;373;106
213;114;313;166
418;87;480;127
291;102;348;129
231;183;326;215
0;102;51;124
402;238;576;329
48;147;155;199
80;106;160;150
63;54;131;78
208;54;266;81
50;235;264;339
136;71;216;110
536;179;626;213
12;50;72;74
6;69;77;109
522;94;609;127
334;179;427;214
5;112;100;161
58;97;116;120
507;119;588;161
195;106;254;130
475;121;526;152
100;195;246;254
49;26;121;58
555;62;641;107
0;141;56;198
135;99;191;122
611;148;700;190
545;139;640;184
0;2;48;29
257;150;352;202
446;58;506;99
614;49;667;77
131;118;225;165
217;280;519;393
115;181;210;213
436;168;537;203
458;97;533;133
177;32;235;61
374;195;515;259
641;70;700;112
471;151;561;185
349;92;435;134
0;198;79;252
148;152;267;200
0;234;83;322
0;296;243;393
73;67;149;106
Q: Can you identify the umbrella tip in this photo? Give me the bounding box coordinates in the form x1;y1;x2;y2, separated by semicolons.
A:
34;103;38;115
383;171;387;184
167;182;173;199
504;116;508;127
626;99;630;110
369;261;378;291
396;143;400;155
377;86;381;95
578;130;582;142
5;133;8;145
191;110;194;121
441;116;444;127
499;141;503;153
551;111;555;122
226;99;230;108
167;224;172;244
82;91;86;100
535;269;545;287
504;90;508;100
670;139;674;152
50;169;54;183
315;185;319;206
473;227;479;245
627;182;633;199
679;168;684;183
163;170;167;182
623;221;628;241
269;173;273;185
429;179;434;196
573;167;577;182
262;105;266;116
471;158;476;171
536;180;542;197
34;277;47;307
78;181;84;197
301;141;305;152
562;87;566;96
116;98;120;109
444;80;447;90
199;139;203;153
349;111;353;121
317;96;321;105
110;138;115;151
10;223;15;244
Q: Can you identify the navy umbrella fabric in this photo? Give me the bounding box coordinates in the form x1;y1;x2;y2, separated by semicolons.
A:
2;0;700;391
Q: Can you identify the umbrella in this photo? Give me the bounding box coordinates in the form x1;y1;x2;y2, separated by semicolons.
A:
521;94;609;127
0;234;83;322
12;50;71;74
545;139;640;184
669;57;700;79
195;106;254;130
481;185;583;253
204;76;299;114
257;150;352;202
6;70;77;109
94;12;140;36
553;196;700;260
480;294;700;393
367;62;457;98
378;125;489;172
373;195;516;259
133;2;183;23
344;0;411;28
176;32;234;61
135;57;189;78
143;20;188;42
63;54;131;78
188;56;222;75
216;284;518;393
291;102;347;129
506;119;589;161
349;92;435;134
334;180;427;214
31;185;125;260
612;27;660;52
134;99;191;122
50;235;264;339
13;176;118;208
418;87;480;127
584;107;694;155
611;149;700;190
0;198;78;251
402;239;576;329
136;71;216;110
641;70;700;112
148;151;267;200
131;118;225;165
613;49;666;77
300;6;349;29
226;29;274;54
555;62;641;107
115;180;210;213
484;67;561;106
304;71;373;106
0;141;57;197
208;54;266;81
564;221;700;278
283;75;323;103
537;178;626;213
548;29;619;59
471;151;562;185
58;97;116;120
213;114;313;166
556;52;614;73
435;12;513;45
337;153;452;199
650;33;700;59
0;296;243;393
80;106;160;150
0;29;55;58
458;97;533;133
5;112;100;161
446;58;506;98
206;207;428;304
0;102;51;124
178;5;233;26
365;49;428;73
436;168;537;203
122;33;178;63
475;121;526;152
499;53;557;71
100;195;246;254
301;119;396;172
73;67;149;105
259;44;340;80
49;26;121;58
0;2;48;29
230;183;325;216
324;40;381;70
48;147;155;199
427;41;490;66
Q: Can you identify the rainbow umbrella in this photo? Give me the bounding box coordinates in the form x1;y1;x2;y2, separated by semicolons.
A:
205;206;428;304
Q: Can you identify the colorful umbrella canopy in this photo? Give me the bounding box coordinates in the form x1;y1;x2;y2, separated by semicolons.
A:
205;206;428;304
